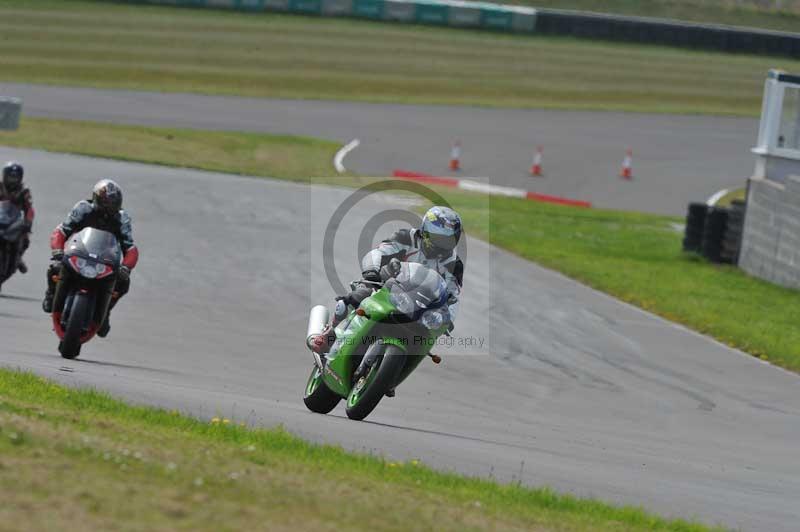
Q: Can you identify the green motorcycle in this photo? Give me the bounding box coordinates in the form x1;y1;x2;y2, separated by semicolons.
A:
303;262;450;421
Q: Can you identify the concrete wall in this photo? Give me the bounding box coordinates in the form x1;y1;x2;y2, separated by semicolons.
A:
0;98;21;131
739;175;800;289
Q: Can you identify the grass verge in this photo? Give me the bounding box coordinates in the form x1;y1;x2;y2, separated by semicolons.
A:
0;117;345;182
0;369;715;531
3;117;799;374
447;191;800;372
713;187;747;207
0;0;798;115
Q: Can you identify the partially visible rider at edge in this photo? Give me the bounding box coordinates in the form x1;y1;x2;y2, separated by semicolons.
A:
0;161;34;273
311;205;464;355
42;179;139;338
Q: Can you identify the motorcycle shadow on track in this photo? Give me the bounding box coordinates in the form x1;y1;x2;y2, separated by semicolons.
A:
324;413;536;452
70;357;185;376
7;348;181;377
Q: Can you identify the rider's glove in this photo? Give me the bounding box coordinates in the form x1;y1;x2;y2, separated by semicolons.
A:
118;265;131;282
378;258;402;282
362;268;382;284
336;293;356;308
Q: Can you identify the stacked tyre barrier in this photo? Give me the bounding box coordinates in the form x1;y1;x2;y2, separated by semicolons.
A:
682;203;707;254
114;0;800;57
702;207;729;264
682;201;746;264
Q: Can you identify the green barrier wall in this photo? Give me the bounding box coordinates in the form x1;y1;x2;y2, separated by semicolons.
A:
119;0;538;33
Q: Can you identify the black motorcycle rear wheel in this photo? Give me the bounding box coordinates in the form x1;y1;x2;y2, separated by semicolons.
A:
59;293;89;359
345;344;405;421
0;246;7;288
303;366;341;414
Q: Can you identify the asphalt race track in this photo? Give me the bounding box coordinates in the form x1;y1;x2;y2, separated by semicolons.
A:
0;82;758;215
1;147;798;531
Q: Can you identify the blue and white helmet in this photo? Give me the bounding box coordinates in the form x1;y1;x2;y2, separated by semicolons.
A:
420;206;462;258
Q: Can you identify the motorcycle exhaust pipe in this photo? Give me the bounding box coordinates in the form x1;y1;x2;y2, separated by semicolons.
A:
306;304;330;351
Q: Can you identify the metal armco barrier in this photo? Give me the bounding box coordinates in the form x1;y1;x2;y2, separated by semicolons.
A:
115;0;800;57
0;97;21;131
534;9;800;58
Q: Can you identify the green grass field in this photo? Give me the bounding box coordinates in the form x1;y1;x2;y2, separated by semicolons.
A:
3;117;799;372
0;0;797;115
0;117;344;182
511;0;800;32
0;369;715;532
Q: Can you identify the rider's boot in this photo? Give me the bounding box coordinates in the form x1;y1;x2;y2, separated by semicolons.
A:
309;324;335;354
17;259;27;274
97;314;111;338
42;288;54;313
43;262;59;314
385;388;396;398
309;300;348;355
98;294;120;338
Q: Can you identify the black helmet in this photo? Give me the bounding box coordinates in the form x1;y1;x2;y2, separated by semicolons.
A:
2;161;24;193
92;179;123;215
420;206;462;258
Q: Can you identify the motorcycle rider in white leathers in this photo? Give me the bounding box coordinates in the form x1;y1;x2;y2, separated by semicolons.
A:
311;206;464;360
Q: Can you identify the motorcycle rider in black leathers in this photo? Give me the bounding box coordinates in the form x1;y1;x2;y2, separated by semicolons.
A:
43;179;139;338
0;162;34;273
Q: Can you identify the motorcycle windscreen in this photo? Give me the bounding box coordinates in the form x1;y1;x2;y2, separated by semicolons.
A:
0;200;23;239
389;262;448;312
66;228;123;267
0;200;21;225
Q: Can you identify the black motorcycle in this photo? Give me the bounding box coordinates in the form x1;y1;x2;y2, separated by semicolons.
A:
0;200;25;291
50;227;121;359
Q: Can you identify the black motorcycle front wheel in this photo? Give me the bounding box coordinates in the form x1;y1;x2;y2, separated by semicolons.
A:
59;293;89;359
345;344;405;421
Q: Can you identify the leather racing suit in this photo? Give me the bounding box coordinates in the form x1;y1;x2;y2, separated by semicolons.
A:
344;227;463;323
45;200;139;311
0;183;34;267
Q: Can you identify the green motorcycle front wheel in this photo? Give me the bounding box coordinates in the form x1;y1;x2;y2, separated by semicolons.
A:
303;366;341;414
345;344;405;421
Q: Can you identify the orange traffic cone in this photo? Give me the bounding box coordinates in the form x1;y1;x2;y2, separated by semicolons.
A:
530;146;543;176
620;148;633;180
449;141;461;171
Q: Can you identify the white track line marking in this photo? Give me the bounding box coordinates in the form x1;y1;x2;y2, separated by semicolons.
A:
333;138;360;174
706;188;730;206
457;179;527;198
